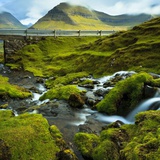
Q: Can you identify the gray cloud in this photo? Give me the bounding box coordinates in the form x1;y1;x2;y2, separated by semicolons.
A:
1;0;160;25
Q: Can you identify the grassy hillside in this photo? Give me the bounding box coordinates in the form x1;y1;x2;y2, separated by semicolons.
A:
7;17;160;78
32;3;153;31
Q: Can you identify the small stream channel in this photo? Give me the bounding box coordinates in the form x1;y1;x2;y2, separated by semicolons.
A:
0;64;160;160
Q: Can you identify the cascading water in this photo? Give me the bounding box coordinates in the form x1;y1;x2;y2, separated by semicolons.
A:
126;97;160;122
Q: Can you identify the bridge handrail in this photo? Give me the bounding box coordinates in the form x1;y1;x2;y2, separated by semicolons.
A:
0;29;115;37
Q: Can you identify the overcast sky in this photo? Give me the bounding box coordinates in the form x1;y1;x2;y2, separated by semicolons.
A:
0;0;160;25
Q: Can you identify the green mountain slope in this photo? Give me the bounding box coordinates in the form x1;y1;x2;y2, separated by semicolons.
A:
32;2;152;30
0;12;26;29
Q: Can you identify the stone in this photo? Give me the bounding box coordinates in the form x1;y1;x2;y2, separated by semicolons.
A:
68;94;85;108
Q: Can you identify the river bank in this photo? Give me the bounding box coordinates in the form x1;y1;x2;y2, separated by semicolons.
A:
1;64;160;159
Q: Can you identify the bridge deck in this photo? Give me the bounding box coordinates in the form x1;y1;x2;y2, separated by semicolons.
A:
0;29;115;37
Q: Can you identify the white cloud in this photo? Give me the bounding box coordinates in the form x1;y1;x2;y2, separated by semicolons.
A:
1;0;160;25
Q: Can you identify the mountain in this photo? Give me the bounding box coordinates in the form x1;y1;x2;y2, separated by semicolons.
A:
0;12;26;29
32;2;153;30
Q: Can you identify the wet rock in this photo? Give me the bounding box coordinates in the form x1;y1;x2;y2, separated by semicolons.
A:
103;81;115;88
78;84;94;89
94;88;111;97
68;94;85;108
36;77;44;83
102;120;124;130
143;85;158;98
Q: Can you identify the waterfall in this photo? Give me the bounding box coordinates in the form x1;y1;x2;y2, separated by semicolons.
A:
126;97;160;122
95;113;131;124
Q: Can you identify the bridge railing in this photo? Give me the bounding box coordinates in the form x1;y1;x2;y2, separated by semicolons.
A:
0;29;116;37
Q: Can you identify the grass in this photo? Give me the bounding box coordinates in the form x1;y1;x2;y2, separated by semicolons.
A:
7;17;160;79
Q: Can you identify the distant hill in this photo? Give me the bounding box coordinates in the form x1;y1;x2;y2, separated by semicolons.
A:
0;12;26;29
32;2;153;30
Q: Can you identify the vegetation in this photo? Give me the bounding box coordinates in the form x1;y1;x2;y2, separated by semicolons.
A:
45;72;88;88
0;41;3;63
96;72;157;115
32;3;127;30
74;110;160;160
7;17;160;79
39;85;84;101
0;75;31;99
0;110;59;160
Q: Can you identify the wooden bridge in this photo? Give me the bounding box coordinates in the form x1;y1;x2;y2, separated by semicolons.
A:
0;29;115;38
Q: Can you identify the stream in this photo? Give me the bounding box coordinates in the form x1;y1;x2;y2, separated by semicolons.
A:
0;64;160;160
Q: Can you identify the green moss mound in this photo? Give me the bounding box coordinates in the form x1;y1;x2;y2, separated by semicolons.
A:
40;85;84;101
45;72;88;88
74;110;160;160
74;133;100;158
96;72;157;115
0;75;31;99
0;110;60;160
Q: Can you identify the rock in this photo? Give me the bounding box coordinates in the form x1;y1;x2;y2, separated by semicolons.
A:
143;85;158;99
78;84;94;89
68;94;85;108
57;149;78;160
94;88;111;97
102;120;124;130
36;77;44;83
103;81;115;88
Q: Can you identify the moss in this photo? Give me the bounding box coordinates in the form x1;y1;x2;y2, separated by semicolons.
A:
120;110;160;160
75;110;160;160
92;140;119;160
45;72;88;88
0;111;61;160
96;72;153;115
40;85;83;101
74;132;100;159
0;75;32;99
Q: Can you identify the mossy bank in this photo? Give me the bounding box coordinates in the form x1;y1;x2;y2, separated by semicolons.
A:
74;110;160;160
0;110;77;160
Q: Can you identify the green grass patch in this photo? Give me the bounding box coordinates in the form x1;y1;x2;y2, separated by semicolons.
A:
0;75;31;99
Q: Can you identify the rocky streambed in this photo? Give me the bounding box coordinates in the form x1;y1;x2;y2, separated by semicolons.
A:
0;64;160;160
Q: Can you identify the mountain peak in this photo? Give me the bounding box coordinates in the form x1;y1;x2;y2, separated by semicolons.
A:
0;11;26;29
32;3;153;30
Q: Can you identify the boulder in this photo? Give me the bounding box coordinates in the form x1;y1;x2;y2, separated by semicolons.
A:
68;94;85;108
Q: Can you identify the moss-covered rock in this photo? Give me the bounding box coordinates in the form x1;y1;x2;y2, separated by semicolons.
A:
74;133;100;159
45;72;88;88
74;110;160;160
0;75;31;99
0;110;77;160
39;85;84;101
96;72;157;115
68;93;85;108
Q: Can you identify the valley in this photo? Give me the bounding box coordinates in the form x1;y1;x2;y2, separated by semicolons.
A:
0;2;160;160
